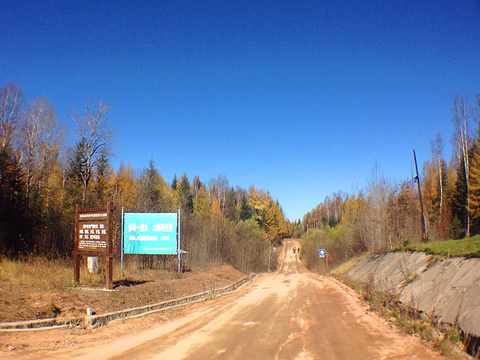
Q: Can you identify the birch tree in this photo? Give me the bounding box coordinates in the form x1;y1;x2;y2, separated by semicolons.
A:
19;98;64;206
364;166;391;249
0;82;23;150
430;132;446;218
0;83;23;204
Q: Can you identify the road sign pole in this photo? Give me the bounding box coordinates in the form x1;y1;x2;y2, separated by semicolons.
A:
177;208;181;274
121;207;124;270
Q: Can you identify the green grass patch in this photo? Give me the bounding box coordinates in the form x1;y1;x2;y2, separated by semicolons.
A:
402;235;480;258
330;252;370;276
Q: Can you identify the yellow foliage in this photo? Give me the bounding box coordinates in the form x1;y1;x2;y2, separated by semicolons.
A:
247;185;262;221
116;161;136;211
194;187;210;217
210;197;222;223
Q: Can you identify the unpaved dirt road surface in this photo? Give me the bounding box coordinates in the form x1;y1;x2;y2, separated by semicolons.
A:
6;240;444;359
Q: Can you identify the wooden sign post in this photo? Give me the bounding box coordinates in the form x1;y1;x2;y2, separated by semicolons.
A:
74;202;114;289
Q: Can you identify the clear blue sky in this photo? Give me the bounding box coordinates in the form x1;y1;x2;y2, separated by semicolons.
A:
2;1;479;221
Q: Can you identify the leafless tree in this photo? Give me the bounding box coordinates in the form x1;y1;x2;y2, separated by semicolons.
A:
364;165;392;249
215;174;229;212
0;83;24;204
72;100;116;206
19;98;64;204
430;132;445;222
473;94;480;124
0;82;23;150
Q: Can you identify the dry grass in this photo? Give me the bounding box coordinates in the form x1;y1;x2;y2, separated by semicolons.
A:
0;257;73;290
0;256;181;291
329;252;369;276
342;276;466;359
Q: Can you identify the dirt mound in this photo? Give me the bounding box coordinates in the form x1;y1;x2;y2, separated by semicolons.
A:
0;265;247;323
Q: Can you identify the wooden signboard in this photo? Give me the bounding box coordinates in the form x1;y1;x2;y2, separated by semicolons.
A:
74;202;114;289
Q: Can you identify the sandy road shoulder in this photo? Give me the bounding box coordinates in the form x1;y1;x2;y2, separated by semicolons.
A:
0;273;270;359
305;272;445;360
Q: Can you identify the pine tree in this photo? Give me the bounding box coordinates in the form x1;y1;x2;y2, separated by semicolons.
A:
65;140;86;207
452;157;468;237
94;149;113;207
171;175;179;191
223;188;237;221
179;174;194;213
0;144;31;255
136;159;175;212
240;195;254;221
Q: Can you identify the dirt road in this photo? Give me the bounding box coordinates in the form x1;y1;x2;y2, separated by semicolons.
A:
10;240;444;359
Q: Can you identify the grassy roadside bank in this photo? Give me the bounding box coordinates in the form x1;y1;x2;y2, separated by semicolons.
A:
401;236;480;258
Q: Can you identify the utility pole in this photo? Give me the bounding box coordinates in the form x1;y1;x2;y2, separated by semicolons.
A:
413;149;427;242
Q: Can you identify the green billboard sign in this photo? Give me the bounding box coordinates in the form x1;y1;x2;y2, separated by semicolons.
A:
123;213;178;254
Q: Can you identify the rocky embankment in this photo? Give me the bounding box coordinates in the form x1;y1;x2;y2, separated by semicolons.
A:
347;251;480;358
